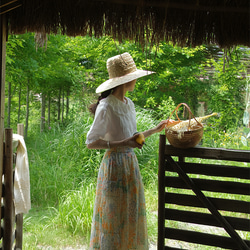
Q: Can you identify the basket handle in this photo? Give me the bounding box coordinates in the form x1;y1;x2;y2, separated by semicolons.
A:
168;103;202;129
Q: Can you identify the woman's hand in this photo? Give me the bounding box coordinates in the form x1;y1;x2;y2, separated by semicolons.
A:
154;120;168;133
124;134;144;149
154;119;176;133
141;119;176;139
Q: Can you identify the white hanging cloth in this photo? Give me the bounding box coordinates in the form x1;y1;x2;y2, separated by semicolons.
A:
13;134;31;215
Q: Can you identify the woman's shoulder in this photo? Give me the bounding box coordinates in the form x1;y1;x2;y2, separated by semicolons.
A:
99;95;134;115
94;98;110;116
125;96;134;106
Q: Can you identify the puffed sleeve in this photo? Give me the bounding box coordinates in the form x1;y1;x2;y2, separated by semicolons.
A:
85;102;109;144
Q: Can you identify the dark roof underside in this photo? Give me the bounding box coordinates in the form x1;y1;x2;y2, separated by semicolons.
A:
6;0;250;48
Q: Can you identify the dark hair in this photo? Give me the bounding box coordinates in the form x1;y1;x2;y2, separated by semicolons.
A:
88;88;113;115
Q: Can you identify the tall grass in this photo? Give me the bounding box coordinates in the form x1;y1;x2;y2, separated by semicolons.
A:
52;179;96;237
26;110;100;207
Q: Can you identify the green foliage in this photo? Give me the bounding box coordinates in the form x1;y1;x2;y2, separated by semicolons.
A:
4;33;250;248
23;208;87;249
206;47;247;130
133;107;166;184
128;44;208;111
203;125;250;149
5;34;250;132
53;180;96;237
153;96;176;120
26;111;100;207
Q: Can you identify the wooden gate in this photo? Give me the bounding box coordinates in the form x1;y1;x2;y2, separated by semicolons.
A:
158;134;250;250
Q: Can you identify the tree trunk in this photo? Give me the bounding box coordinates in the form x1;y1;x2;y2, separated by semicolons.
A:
41;93;46;132
7;82;11;128
57;87;61;121
223;49;226;73
66;87;70;119
18;82;21;123
48;92;51;128
61;87;64;123
25;84;29;139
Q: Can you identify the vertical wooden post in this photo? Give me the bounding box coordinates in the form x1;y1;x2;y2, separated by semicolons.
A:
158;134;166;250
0;13;7;224
3;128;13;250
17;124;24;137
15;123;24;249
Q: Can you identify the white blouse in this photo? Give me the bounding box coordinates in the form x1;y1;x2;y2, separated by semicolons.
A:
86;94;137;144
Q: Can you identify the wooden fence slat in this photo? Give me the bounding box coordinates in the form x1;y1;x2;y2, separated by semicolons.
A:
15;123;24;249
3;128;14;250
159;136;250;249
164;227;250;249
15;214;23;249
165;247;188;250
165;208;250;231
165;192;250;214
166;155;249;250
165;162;250;179
164;145;250;162
158;134;166;250
165;176;250;195
1;205;3;219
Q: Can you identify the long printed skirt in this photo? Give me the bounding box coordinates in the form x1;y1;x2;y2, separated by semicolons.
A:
89;147;149;250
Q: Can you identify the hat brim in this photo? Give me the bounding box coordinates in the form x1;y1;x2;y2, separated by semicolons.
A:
96;69;155;94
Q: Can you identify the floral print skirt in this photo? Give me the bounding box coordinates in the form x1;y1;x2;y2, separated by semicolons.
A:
89;147;148;250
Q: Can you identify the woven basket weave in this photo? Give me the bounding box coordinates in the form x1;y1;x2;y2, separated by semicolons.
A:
165;103;203;149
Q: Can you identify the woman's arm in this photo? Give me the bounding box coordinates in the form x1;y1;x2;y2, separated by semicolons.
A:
87;135;143;150
142;119;173;138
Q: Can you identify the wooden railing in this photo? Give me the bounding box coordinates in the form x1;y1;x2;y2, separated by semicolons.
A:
158;134;250;250
1;124;24;250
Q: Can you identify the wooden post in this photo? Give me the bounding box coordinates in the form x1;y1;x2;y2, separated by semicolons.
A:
15;124;24;249
0;13;7;225
3;128;14;250
17;124;24;137
158;134;166;250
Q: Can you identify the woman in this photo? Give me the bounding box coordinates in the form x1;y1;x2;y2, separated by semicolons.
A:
86;52;169;249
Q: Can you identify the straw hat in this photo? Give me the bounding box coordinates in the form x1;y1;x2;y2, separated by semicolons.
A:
96;52;155;93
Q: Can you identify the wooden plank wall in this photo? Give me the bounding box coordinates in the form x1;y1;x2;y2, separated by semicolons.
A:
158;135;250;250
0;14;7;224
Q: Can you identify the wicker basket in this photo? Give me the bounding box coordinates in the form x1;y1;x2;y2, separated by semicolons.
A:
165;103;203;149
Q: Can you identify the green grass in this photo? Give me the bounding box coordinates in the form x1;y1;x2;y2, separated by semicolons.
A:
23;208;88;249
53;180;96;237
22;106;249;249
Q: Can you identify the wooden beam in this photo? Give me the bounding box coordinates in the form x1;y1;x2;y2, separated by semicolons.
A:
93;0;250;14
164;145;250;162
0;0;21;15
0;13;7;223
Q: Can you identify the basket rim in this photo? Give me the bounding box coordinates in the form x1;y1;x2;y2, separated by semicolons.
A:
165;125;203;135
